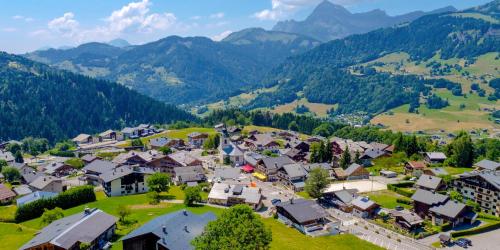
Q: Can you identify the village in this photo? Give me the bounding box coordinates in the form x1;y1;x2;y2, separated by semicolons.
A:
0;123;499;250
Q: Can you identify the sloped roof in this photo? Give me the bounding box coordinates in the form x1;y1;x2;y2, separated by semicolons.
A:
72;134;91;142
425;152;447;160
282;163;307;178
213;167;241;180
351;196;378;210
99;166;153;183
0;184;16;201
17;191;57;207
81;154;99;163
29;176;61;190
407;161;426;170
474;159;500;171
83;160;117;174
261;156;295;171
276;199;327;224
333;190;356;204
167;151;201;167
411;189;448;206
344;163;364;176
0;150;14;162
429;200;467;219
13;185;33;196
416;174;442;190
150;137;170;148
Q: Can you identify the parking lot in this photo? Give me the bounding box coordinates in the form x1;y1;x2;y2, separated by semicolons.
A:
448;229;500;250
323;180;387;193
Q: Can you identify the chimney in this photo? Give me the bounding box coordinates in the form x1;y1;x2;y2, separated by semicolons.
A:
184;225;189;232
84;207;91;215
162;225;167;234
183;209;188;216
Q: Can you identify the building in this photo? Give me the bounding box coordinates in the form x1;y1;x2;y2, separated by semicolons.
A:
453;170;500;216
278;163;307;191
149;137;185;150
411;189;449;218
423;167;449;177
360;148;387;166
83;159;118;185
100;166;154;197
158;151;203;174
13;185;33;196
172;166;206;185
474;159;500;171
244;133;280;151
207;183;262;210
0;184;16;204
42;162;75;177
81;154;100;164
99;129;117;140
122;210;216;250
29;176;64;193
415;174;444;191
213;167;241;181
20;208;117;250
72;134;93;145
351;196;380;218
327;189;357;212
0;150;14;163
256;156;295;181
187;132;209;148
303;163;334;180
344;163;369;180
380;170;397;178
429;200;476;226
16;191;57;207
276;198;338;236
390;210;423;231
404;161;426;175
424;152;447;165
219;130;245;166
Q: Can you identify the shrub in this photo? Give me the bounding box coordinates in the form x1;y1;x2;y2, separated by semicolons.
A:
396;198;412;205
451;221;500;237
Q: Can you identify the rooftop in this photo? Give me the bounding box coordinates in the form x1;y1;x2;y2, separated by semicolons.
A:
276;199;327;224
411;189;448;206
416;174;442;190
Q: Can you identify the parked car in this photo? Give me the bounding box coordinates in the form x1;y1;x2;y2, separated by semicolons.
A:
395;206;404;211
455;238;472;248
271;199;281;206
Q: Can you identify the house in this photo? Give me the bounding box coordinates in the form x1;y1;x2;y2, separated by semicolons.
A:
149;137;185;150
213;167;241;181
0;150;14;163
332;168;347;180
360;148;387;166
99;166;154;197
227;126;242;135
20;208;117;250
256;156;295;181
159;151;203;174
207;183;262;210
20;167;46;184
351;196;380;218
429;200;476;226
474;159;500;171
411;189;449;218
415;174;444;191
285;148;308;162
286;140;310;153
29;176;64;193
380;170;397;178
219;131;245;166
172;166;206;185
424;152;447;165
404;161;426;175
344;163;369;180
276;199;337;236
81;154;100;164
42;162;75;177
72;133;93;145
122;127;139;139
99;129;117;140
331;138;364;158
423;167;449;177
278;163;307;191
113;150;163;166
244;133;280;151
16;191;57;207
0;184;16;204
453;170;500;216
187;132;209;148
244;152;264;167
13;185;33;196
303;163;334;179
390;210;423;231
327;189;357;212
121;210;216;250
83;160;118;185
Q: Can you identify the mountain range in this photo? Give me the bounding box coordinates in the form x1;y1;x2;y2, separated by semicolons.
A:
273;0;457;41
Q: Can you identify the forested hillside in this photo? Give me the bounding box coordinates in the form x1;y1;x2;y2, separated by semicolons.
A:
0;52;195;142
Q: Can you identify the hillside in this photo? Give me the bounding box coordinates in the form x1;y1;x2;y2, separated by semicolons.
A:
246;1;499;131
24;30;319;105
0;52;195;142
272;0;457;41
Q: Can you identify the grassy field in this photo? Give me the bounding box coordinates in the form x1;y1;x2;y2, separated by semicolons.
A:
0;205;16;222
443;167;474;176
367;190;411;209
271;98;336;117
366;152;407;175
135;127;216;146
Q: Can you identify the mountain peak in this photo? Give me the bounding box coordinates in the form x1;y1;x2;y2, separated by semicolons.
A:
107;38;131;48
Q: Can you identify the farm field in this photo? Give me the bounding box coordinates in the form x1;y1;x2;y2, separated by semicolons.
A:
271;98;336;117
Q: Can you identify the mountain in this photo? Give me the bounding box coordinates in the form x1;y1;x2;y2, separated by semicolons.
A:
24;29;319;105
272;0;457;41
107;38;131;48
248;2;499;117
0;52;195;142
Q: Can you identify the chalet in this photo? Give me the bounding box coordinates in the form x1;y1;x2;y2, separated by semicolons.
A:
227;126;242;135
351;196;380;218
331;138;364;157
244;133;280;151
344;163;369;180
17;191;57;207
113;150;163;166
121;210;216;250
474;159;500;171
303;163;334;179
81;154;100;164
285;148;308;162
0;150;14;163
415;174;444;191
122;127;139;139
360;148;387;166
453;170;500;216
306;136;324;144
20;208;117;250
72;133;93;145
137;124;156;136
208;183;262;210
423;167;448;176
411;189;449;218
276;199;337;236
278;163;307;191
244;152;264;167
20;166;45;184
390;210;423;231
369;142;390;152
149;137;185;149
99;129;117;140
99;166;154;197
83;160;118;184
13;185;33;196
328;189;357;212
187;132;209;148
42;162;75;177
213;167;241;181
0;184;16;204
429;200;476;227
332;168;347;180
380;170;397;178
285;140;310;153
256;156;295;181
159;151;203;174
424;152;447;165
404;161;426;175
172;166;206;185
29;176;64;193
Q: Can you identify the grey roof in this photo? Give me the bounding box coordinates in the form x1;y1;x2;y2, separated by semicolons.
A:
344;163;363;176
333;190;356;204
361;148;386;159
261;156;295;171
121;210;216;250
429;200;467;219
13;185;33;196
99;166;154;183
276;199;327;224
474;159;500;171
302;163;331;173
208;183;262;205
416;174;443;190
17;191;57;207
29;176;61;190
459;171;500;191
83;160;117;174
213;167;241;180
282;163;307;178
81;154;99;162
391;211;423;225
425;152;447;160
20;209;117;250
0;150;14;162
428;167;448;176
411;189;448;206
21;167;46;183
121;127;136;134
351;196;378;210
150;137;170;148
173;166;204;176
43;162;68;175
244;152;263;166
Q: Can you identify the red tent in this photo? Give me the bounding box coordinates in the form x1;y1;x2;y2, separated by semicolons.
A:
242;164;254;173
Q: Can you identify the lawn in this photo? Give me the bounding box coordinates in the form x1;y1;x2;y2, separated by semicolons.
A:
366;152;407;175
297;191;313;200
0;223;38;250
367;190;411;209
141;127;216;145
443;167;474;176
263;218;383;250
0;205;16;222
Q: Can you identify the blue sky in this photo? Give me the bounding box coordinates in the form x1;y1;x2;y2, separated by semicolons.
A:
0;0;492;53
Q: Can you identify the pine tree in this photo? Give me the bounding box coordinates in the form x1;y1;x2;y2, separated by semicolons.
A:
325;139;333;163
340;145;352;169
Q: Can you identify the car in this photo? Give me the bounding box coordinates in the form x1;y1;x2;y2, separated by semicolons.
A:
271;199;281;206
456;238;472;247
395;205;404;211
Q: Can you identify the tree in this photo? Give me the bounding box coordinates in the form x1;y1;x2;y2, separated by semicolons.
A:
184;186;202;206
339;146;352;169
203;134;220;150
309;142;321;163
41;207;64;225
7;143;21;155
146;173;171;193
14;150;24;163
158;146;172;155
1;167;21;182
0;159;7;172
448;132;474;167
466;200;480;212
288;121;299;132
192;205;272;250
324;139;333;163
449;190;463;202
354;151;361;164
131;139;144;147
116;204;131;222
304;168;329;199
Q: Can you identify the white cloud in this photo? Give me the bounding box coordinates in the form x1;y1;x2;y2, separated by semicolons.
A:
211;30;232;41
190;16;202;20
48;12;79;36
2;27;17;32
209;12;225;19
12;15;34;22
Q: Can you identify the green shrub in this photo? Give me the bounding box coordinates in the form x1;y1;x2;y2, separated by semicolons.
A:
440;223;452;232
451;221;500;237
396;197;412;205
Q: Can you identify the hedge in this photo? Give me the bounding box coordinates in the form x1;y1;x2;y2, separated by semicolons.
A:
451;221;500;237
389;181;414;188
396;197;412;205
15;185;96;222
388;184;416;198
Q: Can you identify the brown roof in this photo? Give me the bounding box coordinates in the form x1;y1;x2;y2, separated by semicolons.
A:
333;168;347;178
407;161;426;170
0;184;16;201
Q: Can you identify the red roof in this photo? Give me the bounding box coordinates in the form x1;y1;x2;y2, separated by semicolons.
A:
242;164;254;173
